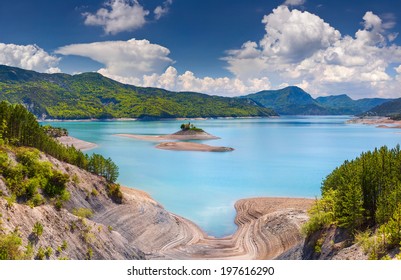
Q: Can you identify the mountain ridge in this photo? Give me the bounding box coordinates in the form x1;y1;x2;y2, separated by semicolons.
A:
242;86;391;115
0;65;276;119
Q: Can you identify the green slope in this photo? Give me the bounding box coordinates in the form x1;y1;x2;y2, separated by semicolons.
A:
242;86;329;115
242;86;391;115
0;65;276;119
316;95;389;115
363;98;401;118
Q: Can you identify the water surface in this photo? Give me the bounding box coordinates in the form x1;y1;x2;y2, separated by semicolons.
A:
46;117;401;237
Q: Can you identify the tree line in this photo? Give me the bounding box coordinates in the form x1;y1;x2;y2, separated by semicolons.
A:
0;101;118;183
304;145;401;257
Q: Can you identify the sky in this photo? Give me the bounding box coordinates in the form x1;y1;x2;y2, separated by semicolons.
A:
1;0;401;99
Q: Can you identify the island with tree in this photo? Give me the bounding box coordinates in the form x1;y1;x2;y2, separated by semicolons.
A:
115;122;234;152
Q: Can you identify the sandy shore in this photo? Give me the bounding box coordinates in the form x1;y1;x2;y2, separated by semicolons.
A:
347;117;401;128
57;136;98;151
156;142;234;152
115;132;220;141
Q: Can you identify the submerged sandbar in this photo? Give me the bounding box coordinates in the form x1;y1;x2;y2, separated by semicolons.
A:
57;136;97;151
156;141;234;152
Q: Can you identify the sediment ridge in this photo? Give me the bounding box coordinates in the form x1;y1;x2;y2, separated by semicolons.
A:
156;142;234;152
95;193;313;259
1;151;312;260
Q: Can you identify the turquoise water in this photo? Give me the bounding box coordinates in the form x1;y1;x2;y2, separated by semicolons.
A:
46;116;401;237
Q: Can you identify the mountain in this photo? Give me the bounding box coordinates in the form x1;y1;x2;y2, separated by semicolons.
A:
362;98;401;118
316;95;389;115
0;65;276;119
242;86;329;115
242;86;391;115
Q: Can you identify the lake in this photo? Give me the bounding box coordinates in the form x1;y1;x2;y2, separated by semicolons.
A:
45;116;401;237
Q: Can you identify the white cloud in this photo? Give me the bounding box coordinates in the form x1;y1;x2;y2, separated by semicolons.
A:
97;66;271;96
83;0;149;35
224;7;401;98
140;66;270;95
56;39;172;78
283;0;305;6
154;0;173;20
260;6;341;63
56;38;271;96
0;43;60;73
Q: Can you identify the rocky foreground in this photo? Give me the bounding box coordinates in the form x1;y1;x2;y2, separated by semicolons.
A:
0;152;313;259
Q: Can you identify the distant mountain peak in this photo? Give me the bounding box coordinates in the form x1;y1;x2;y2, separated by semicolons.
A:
242;86;390;115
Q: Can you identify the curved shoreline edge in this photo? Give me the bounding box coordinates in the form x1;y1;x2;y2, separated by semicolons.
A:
57;136;98;151
100;187;314;260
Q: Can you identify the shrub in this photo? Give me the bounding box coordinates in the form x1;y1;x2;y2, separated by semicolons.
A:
107;183;123;204
35;246;45;260
45;247;53;258
86;246;93;260
61;240;68;251
72;208;94;219
91;189;98;196
43;171;69;198
0;232;24;260
32;222;44;237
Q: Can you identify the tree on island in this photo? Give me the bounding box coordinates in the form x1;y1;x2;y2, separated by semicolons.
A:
180;122;204;132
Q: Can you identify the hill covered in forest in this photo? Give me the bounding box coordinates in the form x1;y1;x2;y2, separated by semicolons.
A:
300;145;401;260
0;65;276;120
362;98;401;119
242;86;390;115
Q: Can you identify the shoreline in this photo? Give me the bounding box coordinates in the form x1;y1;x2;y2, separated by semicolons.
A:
56;136;98;151
347;116;401;128
141;194;314;259
39;116;268;122
156;141;234;152
115;133;220;141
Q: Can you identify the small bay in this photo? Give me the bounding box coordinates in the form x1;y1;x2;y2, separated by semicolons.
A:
45;116;401;237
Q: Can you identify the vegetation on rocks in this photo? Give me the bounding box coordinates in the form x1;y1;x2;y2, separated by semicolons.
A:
303;145;401;259
180;122;204;132
0;101;118;184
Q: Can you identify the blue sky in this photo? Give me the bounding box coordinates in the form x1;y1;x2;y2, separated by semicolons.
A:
1;0;401;98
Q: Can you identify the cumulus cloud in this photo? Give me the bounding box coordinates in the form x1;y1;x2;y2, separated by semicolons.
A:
56;39;173;78
56;38;271;96
83;0;149;35
0;43;60;73
141;66;271;95
224;6;401;98
283;0;305;6
154;0;173;20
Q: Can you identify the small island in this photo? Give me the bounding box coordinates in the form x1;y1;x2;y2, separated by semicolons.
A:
116;123;234;152
116;122;220;141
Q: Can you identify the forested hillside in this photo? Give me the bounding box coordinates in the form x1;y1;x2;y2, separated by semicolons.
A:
303;145;401;259
0;102;121;205
242;86;390;115
363;98;401;119
0;65;276;119
0;103;132;259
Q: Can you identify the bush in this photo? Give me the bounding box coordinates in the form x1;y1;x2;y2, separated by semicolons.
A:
32;222;44;237
35;246;45;260
107;183;123;204
72;208;94;219
43;170;69;198
45;247;53;258
0;232;24;260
